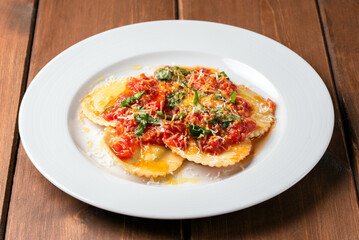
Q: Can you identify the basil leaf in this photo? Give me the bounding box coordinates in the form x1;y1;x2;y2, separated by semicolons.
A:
230;91;237;103
119;90;146;107
134;114;148;137
221;114;243;129
180;79;189;88
155;66;188;81
171;66;188;76
222;114;243;122
134;113;148;123
134;122;146;137
137;105;145;110
134;113;162;137
175;109;187;120
219;71;232;83
221;121;230;129
102;105;113;114
219;71;228;78
155;68;173;81
187;124;212;138
156;111;172;120
166;90;186;107
156;110;187;120
135;113;162;125
148;115;162;125
205;112;223;124
193;89;199;105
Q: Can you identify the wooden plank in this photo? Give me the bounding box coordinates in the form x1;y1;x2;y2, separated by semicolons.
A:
179;0;359;239
5;0;181;239
317;0;359;193
0;0;36;236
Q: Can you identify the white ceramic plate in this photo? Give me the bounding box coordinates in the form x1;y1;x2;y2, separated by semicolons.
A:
19;20;334;219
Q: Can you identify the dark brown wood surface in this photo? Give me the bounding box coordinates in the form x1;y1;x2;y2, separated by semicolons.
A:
1;0;358;239
318;0;359;193
0;0;36;236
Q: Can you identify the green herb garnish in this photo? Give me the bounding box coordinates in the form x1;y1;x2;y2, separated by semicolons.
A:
193;89;199;105
154;68;174;81
166;89;186;107
137;105;145;110
205;112;223;124
176;109;187;120
187;124;212;138
218;71;232;82
119;90;146;108
219;71;228;78
180;79;189;88
230;91;237;103
154;66;188;81
156;109;187;120
102;105;113;114
134;113;162;137
172;66;188;76
221;114;243;129
156;111;172;120
134;114;148;137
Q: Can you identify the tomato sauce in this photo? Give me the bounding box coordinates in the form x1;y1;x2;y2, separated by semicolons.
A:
104;67;264;160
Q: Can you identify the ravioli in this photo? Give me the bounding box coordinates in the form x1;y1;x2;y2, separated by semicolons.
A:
81;77;128;127
169;139;252;167
237;86;276;138
103;127;184;177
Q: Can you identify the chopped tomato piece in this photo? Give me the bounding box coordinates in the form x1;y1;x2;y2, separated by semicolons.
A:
162;123;188;150
200;136;226;155
266;98;276;113
127;77;158;94
103;107;131;122
141;127;165;146
188;73;218;93
226;119;256;144
112;135;139;160
218;77;237;95
144;93;166;113
116;118;139;135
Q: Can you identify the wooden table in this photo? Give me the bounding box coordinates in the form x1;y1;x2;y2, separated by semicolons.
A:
1;0;358;239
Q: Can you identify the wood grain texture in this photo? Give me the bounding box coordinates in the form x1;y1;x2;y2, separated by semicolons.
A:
6;0;181;239
0;0;35;236
179;0;359;239
317;0;359;193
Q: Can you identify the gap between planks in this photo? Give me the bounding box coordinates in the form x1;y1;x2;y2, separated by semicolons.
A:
0;0;40;239
314;0;359;203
